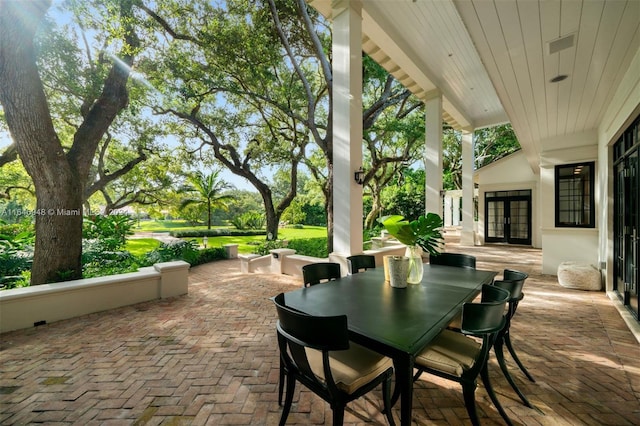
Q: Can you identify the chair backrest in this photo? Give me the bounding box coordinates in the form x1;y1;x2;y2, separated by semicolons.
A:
302;262;341;287
272;293;349;395
493;278;525;302
430;252;476;269
346;255;376;274
503;269;528;282
460;284;510;335
493;279;526;326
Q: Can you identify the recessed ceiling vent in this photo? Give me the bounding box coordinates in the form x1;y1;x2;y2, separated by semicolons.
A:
547;33;575;55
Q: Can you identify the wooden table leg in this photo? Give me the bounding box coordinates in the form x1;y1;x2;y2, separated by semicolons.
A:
392;355;413;426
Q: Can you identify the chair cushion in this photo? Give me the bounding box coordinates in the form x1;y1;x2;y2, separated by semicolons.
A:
415;330;481;377
447;310;462;330
306;343;393;394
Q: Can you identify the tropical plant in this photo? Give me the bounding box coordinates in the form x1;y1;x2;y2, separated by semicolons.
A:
378;213;444;256
179;170;233;230
231;212;265;230
145;239;200;265
0;223;34;289
83;214;135;251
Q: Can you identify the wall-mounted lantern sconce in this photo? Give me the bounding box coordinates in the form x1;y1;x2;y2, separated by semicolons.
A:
354;167;365;185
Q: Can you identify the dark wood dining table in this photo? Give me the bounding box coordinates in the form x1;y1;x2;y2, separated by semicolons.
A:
282;263;497;426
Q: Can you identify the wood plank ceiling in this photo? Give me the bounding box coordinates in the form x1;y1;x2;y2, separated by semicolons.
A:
307;0;640;174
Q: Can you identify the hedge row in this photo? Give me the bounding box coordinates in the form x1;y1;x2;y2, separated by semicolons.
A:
170;229;266;238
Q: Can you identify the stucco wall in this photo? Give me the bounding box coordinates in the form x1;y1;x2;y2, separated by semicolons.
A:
475;151;540;247
541;229;599;275
0;261;189;333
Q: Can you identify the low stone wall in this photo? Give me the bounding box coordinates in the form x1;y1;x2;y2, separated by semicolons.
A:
0;261;190;333
239;244;407;277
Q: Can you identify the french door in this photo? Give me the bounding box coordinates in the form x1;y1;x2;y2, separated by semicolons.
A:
485;190;532;245
614;117;639;320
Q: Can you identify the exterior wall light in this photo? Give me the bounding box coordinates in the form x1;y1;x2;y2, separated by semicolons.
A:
354;167;365;185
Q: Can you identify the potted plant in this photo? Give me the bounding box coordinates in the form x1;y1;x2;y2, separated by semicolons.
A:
378;213;444;283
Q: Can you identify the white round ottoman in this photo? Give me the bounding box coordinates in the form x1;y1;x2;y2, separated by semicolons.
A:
557;262;601;291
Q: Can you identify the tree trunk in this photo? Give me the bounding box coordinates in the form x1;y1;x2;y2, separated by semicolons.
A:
264;207;279;241
1;0;136;284
325;164;334;253
0;0;83;283
32;183;84;283
365;191;383;230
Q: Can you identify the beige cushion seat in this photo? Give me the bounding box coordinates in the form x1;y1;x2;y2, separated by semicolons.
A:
307;343;394;394
416;329;481;376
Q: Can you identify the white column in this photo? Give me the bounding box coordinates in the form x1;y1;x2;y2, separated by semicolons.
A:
443;193;453;227
460;130;475;245
424;94;443;216
332;0;363;256
452;194;461;226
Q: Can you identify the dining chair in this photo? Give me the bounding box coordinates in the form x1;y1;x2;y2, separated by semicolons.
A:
346;254;376;274
435;252;478;331
503;268;529;282
429;252;476;269
406;284;512;426
272;293;396;426
301;262;341;287
492;278;534;408
494;268;536;385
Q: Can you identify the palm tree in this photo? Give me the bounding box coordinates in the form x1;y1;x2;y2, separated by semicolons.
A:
179;170;233;229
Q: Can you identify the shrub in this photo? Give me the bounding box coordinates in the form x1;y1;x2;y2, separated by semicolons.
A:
252;240;288;255
0;225;34;289
0;219;34;237
252;237;328;258
170;229;265;238
145;239;200;265
192;247;226;266
145;240;227;266
82;238;140;278
230;212;265;230
287;238;328;258
83;214;135;251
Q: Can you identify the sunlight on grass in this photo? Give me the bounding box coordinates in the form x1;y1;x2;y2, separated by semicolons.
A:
130;221;327;255
125;238;161;256
200;227;327;253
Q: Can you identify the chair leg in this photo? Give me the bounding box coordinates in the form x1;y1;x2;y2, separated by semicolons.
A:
461;381;480;426
278;358;285;406
279;374;296;426
332;405;345;426
382;374;396;426
504;332;536;382
495;337;533;408
480;364;513;426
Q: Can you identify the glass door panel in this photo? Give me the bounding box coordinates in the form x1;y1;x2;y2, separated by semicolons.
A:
486;200;505;241
508;200;531;244
628;151;638;317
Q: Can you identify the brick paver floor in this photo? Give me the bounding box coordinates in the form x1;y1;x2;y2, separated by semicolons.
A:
1;238;640;425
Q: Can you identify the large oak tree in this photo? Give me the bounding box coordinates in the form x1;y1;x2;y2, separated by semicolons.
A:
0;0;139;284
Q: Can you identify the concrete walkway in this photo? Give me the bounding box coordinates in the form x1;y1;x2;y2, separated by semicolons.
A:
1;239;639;425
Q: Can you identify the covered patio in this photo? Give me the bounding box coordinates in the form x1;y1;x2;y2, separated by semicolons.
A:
2;237;639;425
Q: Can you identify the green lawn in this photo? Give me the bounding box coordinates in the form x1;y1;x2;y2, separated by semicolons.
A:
198;226;327;253
125;238;162;256
129;221;327;255
135;219;226;232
